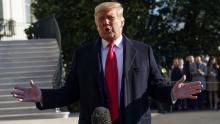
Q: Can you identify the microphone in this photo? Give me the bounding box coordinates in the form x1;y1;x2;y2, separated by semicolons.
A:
91;107;112;124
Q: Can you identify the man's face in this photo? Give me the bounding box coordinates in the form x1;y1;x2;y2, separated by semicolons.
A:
195;56;202;64
95;8;124;42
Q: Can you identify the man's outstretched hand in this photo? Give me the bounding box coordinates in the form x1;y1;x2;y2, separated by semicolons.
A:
172;75;203;99
11;80;42;102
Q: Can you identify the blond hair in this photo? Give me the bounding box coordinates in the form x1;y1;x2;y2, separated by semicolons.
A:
94;2;124;19
172;58;180;69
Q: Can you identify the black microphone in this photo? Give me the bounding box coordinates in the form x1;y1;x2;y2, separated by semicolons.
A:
91;107;112;124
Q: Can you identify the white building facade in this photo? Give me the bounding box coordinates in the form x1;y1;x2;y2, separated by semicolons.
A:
0;0;34;40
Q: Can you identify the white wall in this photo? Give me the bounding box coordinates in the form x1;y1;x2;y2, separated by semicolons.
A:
1;0;30;40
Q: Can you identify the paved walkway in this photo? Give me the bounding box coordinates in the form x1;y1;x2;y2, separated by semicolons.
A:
152;110;220;124
1;110;220;124
0;118;77;124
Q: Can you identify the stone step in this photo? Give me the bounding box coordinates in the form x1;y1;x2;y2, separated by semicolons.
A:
0;60;58;66
0;52;59;58
0;64;57;70
0;49;59;56
0;75;53;84
0;74;53;78
0;57;58;63
0;39;58;46
0;112;70;120
0;106;69;120
0;46;58;52
0;46;59;51
0;80;52;86
0;74;54;80
0;70;55;77
0;95;18;101
0;97;45;103
0;86;52;96
0;106;47;113
0;66;57;73
0;39;61;119
0;55;60;61
0;64;57;69
0;44;58;49
0;83;52;89
0;101;35;108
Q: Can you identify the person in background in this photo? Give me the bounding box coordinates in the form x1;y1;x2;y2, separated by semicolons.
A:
184;55;194;82
190;55;207;110
183;55;195;110
171;58;184;82
157;56;171;113
207;56;219;110
171;58;186;110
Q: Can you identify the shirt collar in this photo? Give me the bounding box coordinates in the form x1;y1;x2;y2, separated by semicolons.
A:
102;35;123;49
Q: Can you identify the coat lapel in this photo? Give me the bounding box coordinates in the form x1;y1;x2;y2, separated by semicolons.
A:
123;36;137;78
93;38;102;91
120;36;137;123
93;38;108;106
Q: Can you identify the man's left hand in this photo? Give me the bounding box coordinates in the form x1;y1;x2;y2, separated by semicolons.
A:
172;75;202;99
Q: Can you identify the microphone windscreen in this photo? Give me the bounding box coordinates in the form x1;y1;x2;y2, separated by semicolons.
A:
91;107;112;124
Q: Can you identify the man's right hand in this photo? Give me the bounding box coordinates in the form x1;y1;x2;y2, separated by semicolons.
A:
11;80;42;102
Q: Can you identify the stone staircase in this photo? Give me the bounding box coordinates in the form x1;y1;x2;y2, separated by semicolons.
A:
0;39;69;120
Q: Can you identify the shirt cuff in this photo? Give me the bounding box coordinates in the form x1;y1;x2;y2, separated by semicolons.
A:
171;92;177;104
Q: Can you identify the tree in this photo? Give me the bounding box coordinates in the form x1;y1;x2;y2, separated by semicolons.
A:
145;0;220;65
29;0;220;67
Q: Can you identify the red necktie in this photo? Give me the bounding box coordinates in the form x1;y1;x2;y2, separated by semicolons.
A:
105;42;119;122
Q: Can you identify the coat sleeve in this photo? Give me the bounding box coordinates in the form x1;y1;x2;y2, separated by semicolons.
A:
147;46;172;105
36;50;80;110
